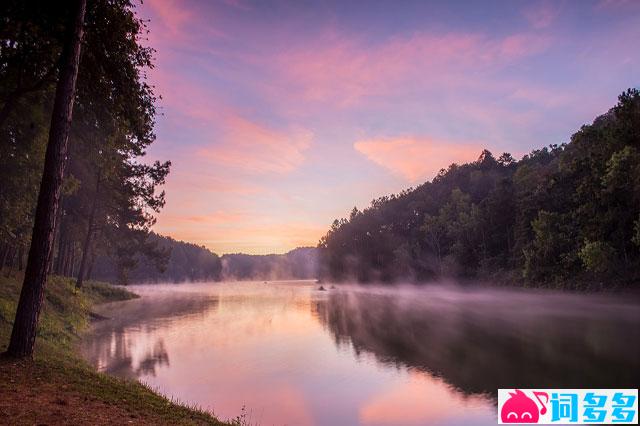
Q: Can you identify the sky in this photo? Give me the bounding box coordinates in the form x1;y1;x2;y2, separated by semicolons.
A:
138;0;640;255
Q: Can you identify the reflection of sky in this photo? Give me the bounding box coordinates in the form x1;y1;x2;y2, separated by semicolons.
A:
83;283;496;425
137;0;640;254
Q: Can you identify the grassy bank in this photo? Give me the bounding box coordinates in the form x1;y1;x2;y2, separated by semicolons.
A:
0;270;232;425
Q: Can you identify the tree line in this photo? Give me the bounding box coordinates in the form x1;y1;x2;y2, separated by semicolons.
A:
91;233;223;284
318;89;640;288
88;244;319;284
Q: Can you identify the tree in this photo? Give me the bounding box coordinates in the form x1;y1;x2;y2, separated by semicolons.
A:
2;0;172;294
0;1;65;129
7;0;86;358
421;213;445;275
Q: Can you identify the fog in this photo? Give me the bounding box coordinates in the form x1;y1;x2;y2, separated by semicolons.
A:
315;283;640;395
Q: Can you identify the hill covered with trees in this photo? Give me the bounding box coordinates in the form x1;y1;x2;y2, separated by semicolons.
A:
90;233;223;284
318;89;640;288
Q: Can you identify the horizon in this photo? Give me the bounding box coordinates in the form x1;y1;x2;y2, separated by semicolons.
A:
140;0;640;254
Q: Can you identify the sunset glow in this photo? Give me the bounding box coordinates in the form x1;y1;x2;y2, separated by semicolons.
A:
140;0;640;254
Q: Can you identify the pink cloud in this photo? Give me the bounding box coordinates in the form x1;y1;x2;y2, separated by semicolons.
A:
499;33;550;57
182;211;249;224
166;170;261;195
508;86;571;108
147;68;314;177
199;115;313;174
354;136;486;182
148;66;232;126
596;0;640;10
219;0;253;11
523;2;560;29
145;0;193;39
270;31;551;107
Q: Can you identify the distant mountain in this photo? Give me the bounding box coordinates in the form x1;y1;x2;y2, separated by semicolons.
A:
221;247;319;281
91;235;318;284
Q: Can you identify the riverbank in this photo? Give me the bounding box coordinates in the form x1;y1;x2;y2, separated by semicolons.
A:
0;271;232;425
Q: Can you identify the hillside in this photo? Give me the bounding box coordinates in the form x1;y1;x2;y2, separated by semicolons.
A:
318;89;640;288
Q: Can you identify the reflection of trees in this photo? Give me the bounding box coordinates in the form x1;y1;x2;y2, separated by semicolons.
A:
135;339;170;377
80;294;218;378
315;290;640;396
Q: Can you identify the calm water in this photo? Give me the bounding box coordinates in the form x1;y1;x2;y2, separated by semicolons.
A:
79;281;640;426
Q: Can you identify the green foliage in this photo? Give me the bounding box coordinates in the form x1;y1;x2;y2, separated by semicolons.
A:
578;240;616;274
319;89;640;287
523;211;577;281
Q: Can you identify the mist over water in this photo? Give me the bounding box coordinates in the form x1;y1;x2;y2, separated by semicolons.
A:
319;285;640;393
80;282;640;426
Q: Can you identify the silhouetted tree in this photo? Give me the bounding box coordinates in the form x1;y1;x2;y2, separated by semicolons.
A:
7;0;86;358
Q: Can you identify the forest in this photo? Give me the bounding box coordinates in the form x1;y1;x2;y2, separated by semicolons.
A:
0;1;193;287
318;89;640;288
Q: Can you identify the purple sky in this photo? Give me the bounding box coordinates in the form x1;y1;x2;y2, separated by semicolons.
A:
138;0;640;254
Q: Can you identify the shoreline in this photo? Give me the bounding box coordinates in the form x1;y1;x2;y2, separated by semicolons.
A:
0;270;233;425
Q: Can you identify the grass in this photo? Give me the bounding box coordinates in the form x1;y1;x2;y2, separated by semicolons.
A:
0;269;235;425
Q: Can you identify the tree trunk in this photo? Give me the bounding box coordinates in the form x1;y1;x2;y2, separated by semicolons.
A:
60;241;67;276
0;243;8;270
85;249;95;281
76;176;100;288
4;246;15;274
50;206;65;274
17;246;24;271
53;233;64;275
63;241;72;276
69;244;77;278
86;227;103;282
7;0;86;358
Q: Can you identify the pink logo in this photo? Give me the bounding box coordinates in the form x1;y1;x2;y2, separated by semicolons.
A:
500;389;548;423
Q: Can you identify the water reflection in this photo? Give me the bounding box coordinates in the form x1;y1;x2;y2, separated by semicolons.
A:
80;290;218;378
136;339;170;377
79;282;639;426
315;286;640;396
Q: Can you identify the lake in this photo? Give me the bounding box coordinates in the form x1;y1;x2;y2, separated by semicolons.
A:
79;281;640;426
